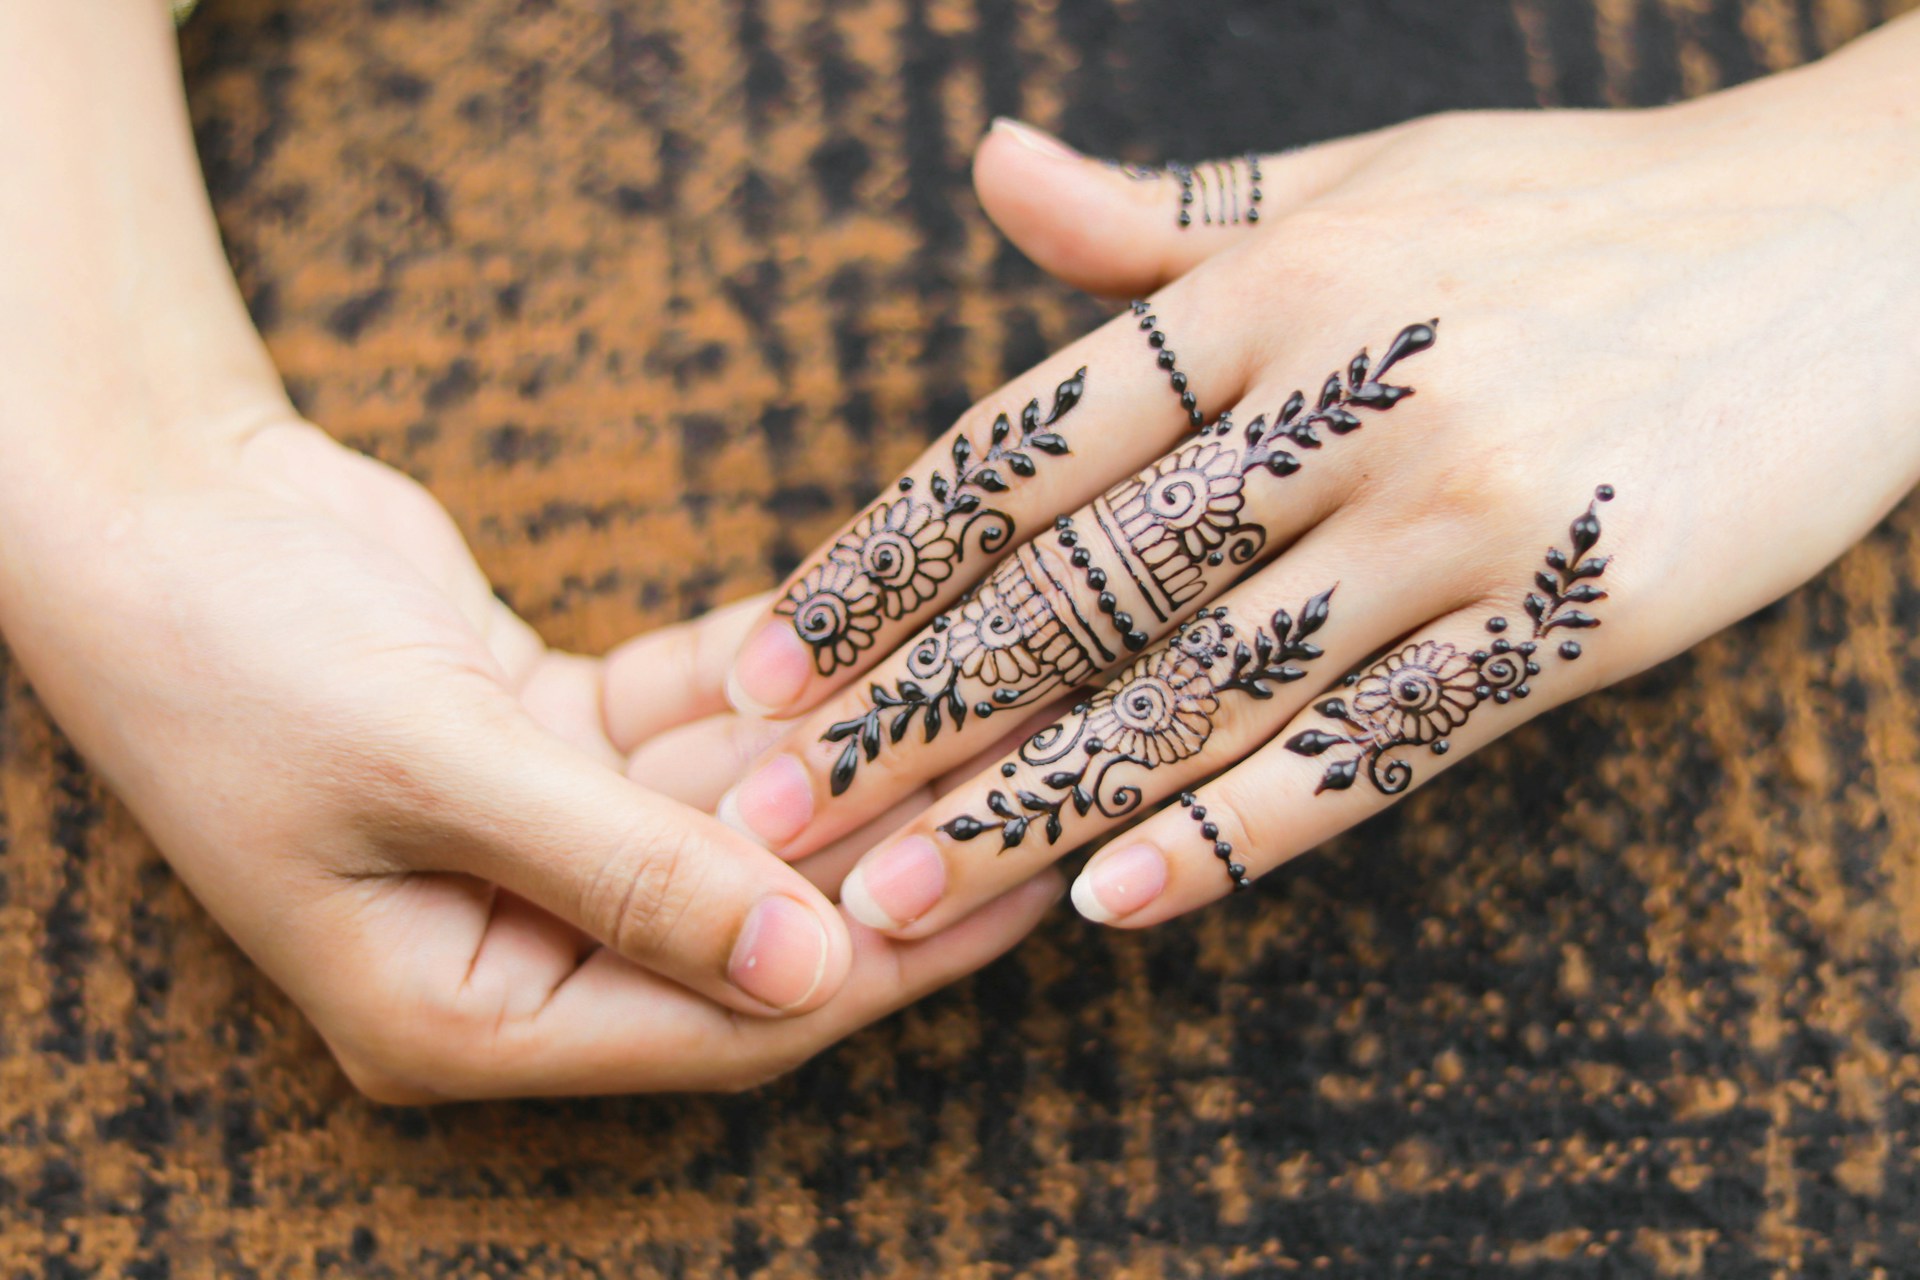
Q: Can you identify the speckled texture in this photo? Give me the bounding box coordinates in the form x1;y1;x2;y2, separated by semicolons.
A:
5;1;1920;1275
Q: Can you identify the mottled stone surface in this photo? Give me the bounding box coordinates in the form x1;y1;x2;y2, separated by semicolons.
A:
3;0;1918;1274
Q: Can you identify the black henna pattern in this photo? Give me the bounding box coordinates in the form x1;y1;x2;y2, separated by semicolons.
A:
936;591;1334;850
819;321;1438;795
1176;792;1249;893
778;370;1086;675
1286;486;1617;795
1132;302;1206;429
1087;320;1435;629
823;541;1107;795
1108;154;1263;230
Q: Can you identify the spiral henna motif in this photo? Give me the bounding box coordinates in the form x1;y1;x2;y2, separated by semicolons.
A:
846;497;957;619
782;368;1087;677
781;559;881;674
940;593;1335;863
822;541;1105;795
819;320;1440;802
1350;641;1478;746
1286;486;1618;796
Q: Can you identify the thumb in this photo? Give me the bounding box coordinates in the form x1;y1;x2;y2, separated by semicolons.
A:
972;117;1395;298
416;706;855;1018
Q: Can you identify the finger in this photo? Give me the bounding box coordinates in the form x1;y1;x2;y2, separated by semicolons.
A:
625;712;788;811
604;591;774;752
413;708;856;1019
831;512;1475;939
515;650;621;769
420;872;1066;1098
973;118;1402;298
1069;486;1623;927
725;288;1257;720
717;322;1442;861
789;787;935;900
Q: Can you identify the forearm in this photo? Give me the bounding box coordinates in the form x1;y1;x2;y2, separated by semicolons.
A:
0;2;285;637
0;2;282;470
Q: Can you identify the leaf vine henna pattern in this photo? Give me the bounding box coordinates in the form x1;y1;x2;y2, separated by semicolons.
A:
819;321;1438;795
1286;485;1617;796
1081;319;1436;631
936;591;1335;851
823;541;1109;795
778;369;1087;675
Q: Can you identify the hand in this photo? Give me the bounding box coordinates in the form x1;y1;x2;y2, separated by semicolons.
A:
705;16;1920;934
0;411;1063;1099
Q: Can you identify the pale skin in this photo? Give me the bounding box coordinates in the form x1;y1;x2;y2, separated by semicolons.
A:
9;6;1917;1102
0;2;1065;1101
716;17;1920;939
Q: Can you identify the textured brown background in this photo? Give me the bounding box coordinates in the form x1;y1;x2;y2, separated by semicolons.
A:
5;0;1920;1275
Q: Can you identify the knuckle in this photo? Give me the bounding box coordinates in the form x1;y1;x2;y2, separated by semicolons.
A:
584;822;707;962
1195;775;1278;872
325;1010;470;1105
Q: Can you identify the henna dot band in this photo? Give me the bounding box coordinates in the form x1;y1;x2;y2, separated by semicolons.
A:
1130;300;1205;430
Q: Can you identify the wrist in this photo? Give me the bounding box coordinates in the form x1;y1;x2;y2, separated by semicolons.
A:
0;3;287;457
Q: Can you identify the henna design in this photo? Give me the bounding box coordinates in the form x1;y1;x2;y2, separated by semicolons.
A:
1177;792;1249;893
1286;486;1617;795
1171;154;1262;229
822;539;1111;795
778;369;1087;675
1097;322;1435;628
1103;153;1263;230
1131;302;1206;429
819;322;1437;794
936;591;1334;850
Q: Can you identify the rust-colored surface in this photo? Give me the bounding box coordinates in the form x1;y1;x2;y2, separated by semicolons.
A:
4;0;1919;1274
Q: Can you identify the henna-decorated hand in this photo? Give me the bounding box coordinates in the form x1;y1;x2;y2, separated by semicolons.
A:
0;3;1063;1102
710;15;1920;933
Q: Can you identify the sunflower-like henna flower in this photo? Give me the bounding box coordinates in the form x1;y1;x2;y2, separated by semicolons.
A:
944;549;1092;690
1112;441;1246;553
836;497;958;620
1083;648;1219;767
1350;641;1479;745
777;557;882;675
945;582;1040;687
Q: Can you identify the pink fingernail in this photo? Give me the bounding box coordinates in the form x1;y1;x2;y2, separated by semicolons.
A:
717;755;814;850
728;895;830;1011
991;117;1081;162
1071;843;1167;924
841;836;946;931
728;620;813;717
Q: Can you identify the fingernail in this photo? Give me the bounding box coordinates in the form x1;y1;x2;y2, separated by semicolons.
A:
717;755;814;849
841;836;946;931
991;117;1081;162
728;895;831;1011
727;620;813;718
1071;843;1167;924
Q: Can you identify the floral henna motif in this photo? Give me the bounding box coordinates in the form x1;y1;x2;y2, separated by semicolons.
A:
777;369;1087;675
818;321;1438;794
822;542;1107;795
1286;486;1617;796
1090;320;1437;628
937;590;1334;850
